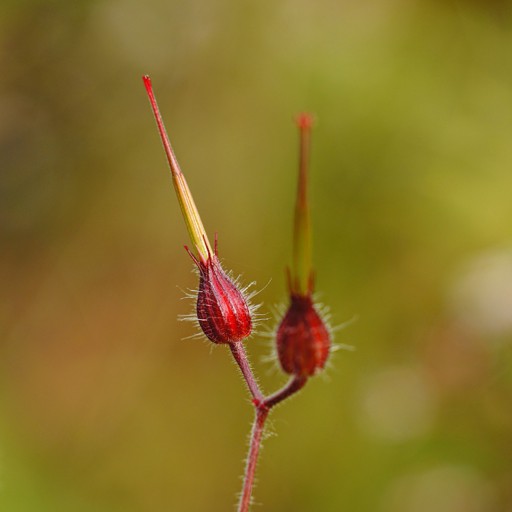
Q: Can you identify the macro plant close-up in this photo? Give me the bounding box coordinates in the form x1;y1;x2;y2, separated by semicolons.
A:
2;1;512;511
143;74;333;510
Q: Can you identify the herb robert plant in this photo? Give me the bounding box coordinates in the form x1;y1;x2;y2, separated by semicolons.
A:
142;77;336;512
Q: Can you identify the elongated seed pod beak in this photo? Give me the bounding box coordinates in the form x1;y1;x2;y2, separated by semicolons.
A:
292;113;314;296
142;75;212;263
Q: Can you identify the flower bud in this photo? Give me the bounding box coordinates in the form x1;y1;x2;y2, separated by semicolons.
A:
187;241;252;344
276;292;330;376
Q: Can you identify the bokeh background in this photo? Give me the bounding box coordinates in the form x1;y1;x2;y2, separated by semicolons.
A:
1;0;512;510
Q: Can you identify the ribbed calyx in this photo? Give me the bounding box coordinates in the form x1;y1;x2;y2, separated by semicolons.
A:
188;243;252;344
276;292;330;376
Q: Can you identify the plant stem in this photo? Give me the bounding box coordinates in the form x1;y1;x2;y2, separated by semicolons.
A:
238;408;269;512
229;343;264;403
229;344;309;512
264;375;308;410
236;375;307;512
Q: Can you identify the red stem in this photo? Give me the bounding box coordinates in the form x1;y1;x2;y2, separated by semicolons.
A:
238;408;269;512
229;344;308;512
229;343;264;404
264;375;307;410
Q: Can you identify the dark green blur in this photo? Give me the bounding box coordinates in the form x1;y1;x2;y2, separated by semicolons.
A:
1;1;512;510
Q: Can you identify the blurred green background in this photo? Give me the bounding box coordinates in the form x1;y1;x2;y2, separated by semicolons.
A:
1;0;512;511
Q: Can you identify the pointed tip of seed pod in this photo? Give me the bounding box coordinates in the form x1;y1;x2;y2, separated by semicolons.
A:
142;75;213;262
295;113;314;130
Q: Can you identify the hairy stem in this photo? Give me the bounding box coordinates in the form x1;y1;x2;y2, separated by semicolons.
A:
264;375;308;410
238;408;269;512
229;345;308;512
229;343;264;403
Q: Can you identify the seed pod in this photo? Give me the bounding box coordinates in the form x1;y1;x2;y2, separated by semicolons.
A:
143;75;253;345
187;241;252;344
275;113;331;377
276;292;330;376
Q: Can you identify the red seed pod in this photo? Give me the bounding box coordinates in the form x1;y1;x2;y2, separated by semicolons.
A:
276;291;330;377
275;113;330;377
186;240;252;344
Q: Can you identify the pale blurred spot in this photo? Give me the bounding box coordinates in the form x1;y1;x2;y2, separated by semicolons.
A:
359;366;435;441
423;323;491;395
381;465;497;512
92;0;219;71
449;247;512;340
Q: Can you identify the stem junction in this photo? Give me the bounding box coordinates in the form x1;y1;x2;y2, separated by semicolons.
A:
229;343;308;512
